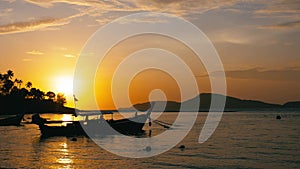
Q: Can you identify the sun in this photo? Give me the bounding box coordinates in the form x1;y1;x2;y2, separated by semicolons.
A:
55;76;73;95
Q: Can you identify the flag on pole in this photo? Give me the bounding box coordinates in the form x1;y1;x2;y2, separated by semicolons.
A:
73;95;79;102
73;95;78;117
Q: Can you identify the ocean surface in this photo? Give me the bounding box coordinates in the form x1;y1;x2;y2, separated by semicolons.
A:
0;112;299;169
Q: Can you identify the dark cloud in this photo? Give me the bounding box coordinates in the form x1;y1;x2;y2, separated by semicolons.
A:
201;68;300;82
260;20;300;29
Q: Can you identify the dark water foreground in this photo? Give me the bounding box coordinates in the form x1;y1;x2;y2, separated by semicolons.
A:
0;112;299;169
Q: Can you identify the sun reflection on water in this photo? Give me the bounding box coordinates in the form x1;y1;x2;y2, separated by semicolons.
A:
56;142;73;168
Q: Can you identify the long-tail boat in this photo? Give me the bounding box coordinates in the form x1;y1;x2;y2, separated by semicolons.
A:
32;103;155;137
0;114;24;126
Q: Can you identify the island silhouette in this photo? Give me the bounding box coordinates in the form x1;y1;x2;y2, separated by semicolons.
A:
128;93;300;112
0;70;72;115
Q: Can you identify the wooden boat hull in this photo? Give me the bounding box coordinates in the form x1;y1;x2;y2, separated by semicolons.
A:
37;114;149;137
0;114;24;126
108;115;148;135
34;103;155;137
39;122;86;137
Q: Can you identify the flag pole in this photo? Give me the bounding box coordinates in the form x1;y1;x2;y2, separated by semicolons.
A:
73;95;78;117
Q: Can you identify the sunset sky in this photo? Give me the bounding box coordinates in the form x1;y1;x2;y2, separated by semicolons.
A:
0;0;299;109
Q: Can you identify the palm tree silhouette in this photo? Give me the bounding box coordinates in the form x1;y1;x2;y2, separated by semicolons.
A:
30;88;44;100
25;82;32;89
56;93;67;105
14;79;23;89
5;70;14;80
46;91;56;100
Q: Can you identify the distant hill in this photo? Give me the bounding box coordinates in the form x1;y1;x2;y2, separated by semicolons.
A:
132;101;180;112
283;101;300;108
126;93;299;112
184;93;282;111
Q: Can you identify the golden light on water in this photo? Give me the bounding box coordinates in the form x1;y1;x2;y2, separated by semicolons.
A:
61;114;73;122
57;142;73;168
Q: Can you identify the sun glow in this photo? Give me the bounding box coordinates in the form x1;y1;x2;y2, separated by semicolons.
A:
61;114;73;122
55;76;73;95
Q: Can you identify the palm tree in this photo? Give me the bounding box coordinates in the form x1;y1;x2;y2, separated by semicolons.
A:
0;70;14;94
6;70;14;80
20;88;29;98
18;79;23;88
36;89;45;100
46;91;56;100
14;78;23;89
0;73;3;95
3;80;14;95
25;81;32;89
56;93;67;106
30;88;44;100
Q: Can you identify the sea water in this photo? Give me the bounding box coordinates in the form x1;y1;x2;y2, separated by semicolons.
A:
0;112;299;169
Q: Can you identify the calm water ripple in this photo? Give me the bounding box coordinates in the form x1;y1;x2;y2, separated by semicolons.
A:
0;112;299;168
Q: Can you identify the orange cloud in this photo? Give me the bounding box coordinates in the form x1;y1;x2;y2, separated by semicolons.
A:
0;18;69;35
64;54;76;58
26;50;44;55
24;0;128;8
22;0;300;31
24;0;240;17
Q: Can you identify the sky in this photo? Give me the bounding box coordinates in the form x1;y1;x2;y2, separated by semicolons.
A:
0;0;299;109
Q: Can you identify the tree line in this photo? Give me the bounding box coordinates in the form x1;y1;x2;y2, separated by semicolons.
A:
0;70;68;114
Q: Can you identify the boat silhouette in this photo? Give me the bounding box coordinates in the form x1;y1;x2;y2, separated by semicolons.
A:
0;114;24;126
32;103;155;137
